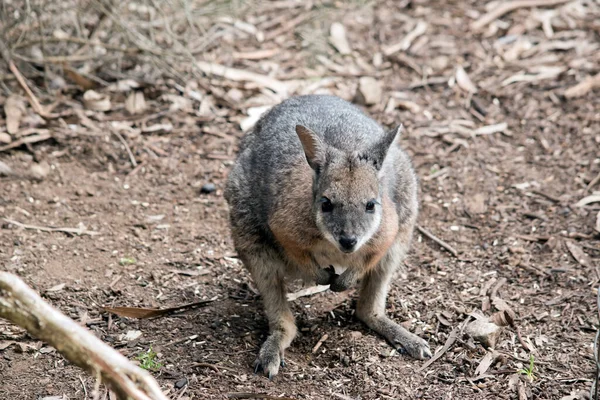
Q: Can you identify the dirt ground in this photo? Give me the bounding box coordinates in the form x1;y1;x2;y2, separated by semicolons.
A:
1;1;600;399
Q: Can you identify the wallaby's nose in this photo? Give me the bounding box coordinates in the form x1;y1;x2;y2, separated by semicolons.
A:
339;236;357;251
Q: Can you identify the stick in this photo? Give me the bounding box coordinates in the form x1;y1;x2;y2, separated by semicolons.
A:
0;272;168;400
416;225;459;258
312;334;329;354
287;285;329;301
0;132;53;152
471;0;571;31
111;130;138;168
586;170;600;192
3;218;100;236
189;362;238;372
226;393;297;400
0;39;54;119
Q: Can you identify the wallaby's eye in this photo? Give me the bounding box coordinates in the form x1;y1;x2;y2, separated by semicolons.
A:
320;197;333;212
366;200;376;213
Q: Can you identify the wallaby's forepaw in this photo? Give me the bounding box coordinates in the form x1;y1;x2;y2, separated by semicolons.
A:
329;268;357;292
315;265;338;286
393;332;432;360
254;336;283;379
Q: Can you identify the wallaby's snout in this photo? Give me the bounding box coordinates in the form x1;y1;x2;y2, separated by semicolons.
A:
338;235;357;252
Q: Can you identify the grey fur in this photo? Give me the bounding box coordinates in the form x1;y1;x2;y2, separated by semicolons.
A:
225;94;431;378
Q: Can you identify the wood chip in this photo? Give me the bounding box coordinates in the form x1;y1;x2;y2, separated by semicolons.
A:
312;334;329;353
383;21;427;56
565;240;592;268
465;319;502;348
595;211;600;234
473;122;508;136
466;193;487;214
456;66;478;93
83;90;111;111
125;91;147;115
354;76;382;106
474;350;499;377
4;94;26;134
195;61;292;95
470;0;571;32
564;72;600;98
329;22;351;55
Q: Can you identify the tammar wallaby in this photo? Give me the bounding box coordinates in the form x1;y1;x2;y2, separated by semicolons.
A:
225;94;431;378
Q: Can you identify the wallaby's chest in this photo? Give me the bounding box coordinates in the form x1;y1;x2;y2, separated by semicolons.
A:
310;241;366;274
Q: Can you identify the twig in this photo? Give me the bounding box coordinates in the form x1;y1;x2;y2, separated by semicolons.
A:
418;318;470;372
416;225;459;258
383;21;428;56
586;170;600;192
263;12;312;41
471;0;571;31
0;272;168;400
111;130;138;167
0;132;53;152
79;375;88;399
189;362;238;373
312;334;329;354
287;285;329;301
0;39;55;119
226;393;297;400
3;218;100;236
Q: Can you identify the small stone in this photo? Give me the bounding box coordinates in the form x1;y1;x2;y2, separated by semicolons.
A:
465;319;502;348
354;77;382;106
29;162;50;180
175;378;187;389
200;183;216;194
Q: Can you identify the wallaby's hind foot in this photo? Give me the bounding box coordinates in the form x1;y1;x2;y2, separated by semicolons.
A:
364;316;432;359
254;333;287;379
243;250;297;379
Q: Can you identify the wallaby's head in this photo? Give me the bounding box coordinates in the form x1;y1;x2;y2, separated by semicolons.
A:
295;124;401;253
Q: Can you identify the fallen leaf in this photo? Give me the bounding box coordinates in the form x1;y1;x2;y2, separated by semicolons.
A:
565;240;592;267
125;91;147;115
329;22;351;55
456;66;478;93
574;193;600;207
102;299;214;319
5;94;26;134
83;90;111;111
355;76;382;106
46;283;66;292
63;65;96;90
474;350;499;377
0;341;16;351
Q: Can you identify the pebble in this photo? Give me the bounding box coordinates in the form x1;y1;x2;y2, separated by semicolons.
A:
200;183;216;194
175;378;187;389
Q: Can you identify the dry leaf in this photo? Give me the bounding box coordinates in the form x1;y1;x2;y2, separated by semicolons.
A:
64;66;96;91
125;91;147;115
102;299;213;319
0;340;16;351
456;66;478;93
329;22;351;55
83;90;111;111
474;350;499;377
565;240;592;267
5;94;26;134
355;77;382;106
46;283;66;292
574;193;600;207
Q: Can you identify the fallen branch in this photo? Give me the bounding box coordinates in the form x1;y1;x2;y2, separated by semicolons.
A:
417;225;459;258
0;272;168;400
3;218;100;236
471;0;571;32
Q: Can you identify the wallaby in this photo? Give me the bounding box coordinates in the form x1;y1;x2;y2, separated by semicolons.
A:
225;94;431;379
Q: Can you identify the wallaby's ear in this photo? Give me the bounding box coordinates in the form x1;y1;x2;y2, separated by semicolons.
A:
296;125;325;170
370;124;402;170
